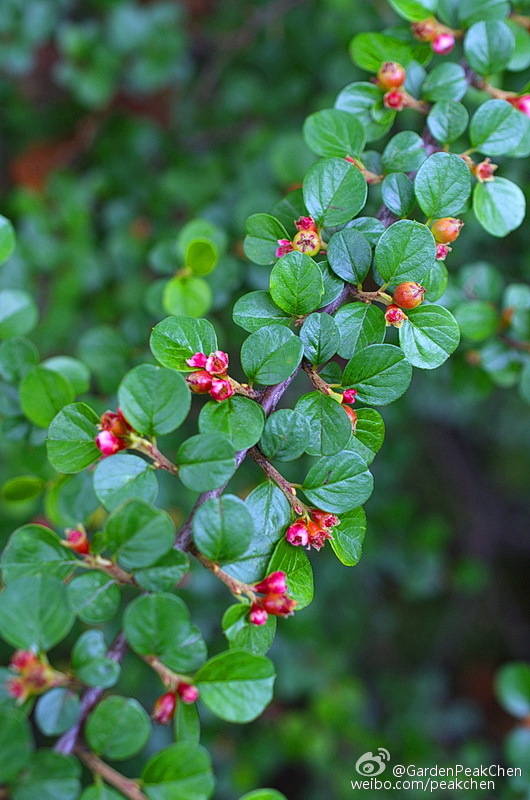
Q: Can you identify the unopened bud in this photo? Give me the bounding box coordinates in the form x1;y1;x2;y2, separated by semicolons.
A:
385;304;408;328
342;388;358;404
95;430;124;456
383;89;405;111
255;571;288;595
435;243;451;260
177;682;199;704
186;370;212;394
295;216;318;232
64;528;90;555
209;377;234;402
152;692;177;724
10;650;38;672
511;94;530;117
430;217;464;244
432;32;455;54
249;604;269;626
377;61;406;90
205;350;229;375
261;593;297;617
474;158;497;183
186;352;208;369
285;520;309;547
411;18;437;42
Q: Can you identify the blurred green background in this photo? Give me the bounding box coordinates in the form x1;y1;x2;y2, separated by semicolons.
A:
1;0;529;797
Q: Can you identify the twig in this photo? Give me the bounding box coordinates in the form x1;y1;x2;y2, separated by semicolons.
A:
75;747;148;800
249;446;308;515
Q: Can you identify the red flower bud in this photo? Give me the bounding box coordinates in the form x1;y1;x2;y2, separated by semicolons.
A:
385;304;408;328
186;370;213;394
511;94;530;117
430;217;464;244
177;682;199;704
432;32;455;54
295;216;317;232
306;520;333;551
261;593;297;617
275;239;294;258
342;388;358;404
285;520;309;547
249;604;269;626
205;350;229;375
152;692;177;724
95;430;124;456
383;89;405;111
186;352;208;369
435;243;451;260
7;678;25;700
393;282;425;310
100;410;132;437
310;509;340;529
64;528;90;555
292;229;321;257
411;18;437;42
254;571;288;595
474;158;497;183
10;650;38;672
342;405;358;428
209;377;234;402
377;61;406;90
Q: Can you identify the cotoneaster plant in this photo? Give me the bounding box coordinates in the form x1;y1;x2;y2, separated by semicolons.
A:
1;1;530;798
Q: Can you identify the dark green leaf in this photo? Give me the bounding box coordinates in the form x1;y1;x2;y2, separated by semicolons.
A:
303;108;365;158
422;63;467;102
269;251;324;315
0;575;74;650
259;409;311;462
42;356;90;396
343;344;413;405
335;82;395;142
35;689;81;736
0;337;38;384
473;178;526;237
427;101;469;143
232;291;292;333
470;99;525;156
104;499;175;569
327;228;372;284
68;571;121;624
299;312;339;364
241;325;303;385
199;396;264;450
0;708;33;782
303;158;367;226
72;630;120;689
335;303;386;358
2;524;69;583
399;305;460;368
331;507;367;565
294;391;352;456
133;550;189;593
86;695;150;760
382;131;426;173
176;433;235;492
350;32;415;71
118;364;190;436
195;650;275;723
150;316;217;372
222;604;277;655
464;21;514;75
12;750;80;800
381;173;415;217
374;220;435;285
267;539;313;610
142;742;214;800
47;403;100;474
302;452;373;513
193;494;254;562
414;152;471;217
20;367;75;428
244;214;289;266
346;408;386;464
94;453;158;511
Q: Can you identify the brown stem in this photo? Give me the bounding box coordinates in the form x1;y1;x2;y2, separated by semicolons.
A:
85;555;136;585
302;362;336;396
142;656;193;689
249;446;308;516
511;13;530;31
403;92;429;114
347;157;384;184
131;438;179;476
190;545;256;600
501;335;530;353
229;377;262;399
75;747;148;800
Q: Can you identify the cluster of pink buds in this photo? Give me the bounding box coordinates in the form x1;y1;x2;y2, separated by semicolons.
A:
186;350;233;402
7;650;64;703
62;527;90;555
285;509;340;551
151;682;200;724
275;216;322;258
509;94;530;117
248;571;297;626
95;409;132;456
411;18;456;55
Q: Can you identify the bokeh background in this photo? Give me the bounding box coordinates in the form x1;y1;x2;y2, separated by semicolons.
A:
1;1;530;797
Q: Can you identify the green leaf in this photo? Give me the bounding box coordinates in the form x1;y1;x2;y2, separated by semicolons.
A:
174;701;201;744
350;32;415;71
103;499;174;569
342;344;413;405
224;482;290;584
12;750;80;800
195;650;275;723
142;742;214;800
269;251;324;315
0;575;74;650
47;402;100;474
86;695;150;760
454;300;499;341
381;173;415;218
464;21;514;75
495;663;530;718
163;276;212;318
243;214;289;266
347;216;386;244
335;83;395;142
414;152;471;217
177;219;226;263
81;787;123;800
422;63;467;102
0;289;37;338
185;239;218;276
473;178;526;237
0;336;38;383
399;305;460;368
68;571;121;624
507;20;530;71
0;708;33;782
193;494;254;563
294;391;352;456
42;356;90;395
35;689;81;736
331;507;367;566
259;409;311;462
267;538;313;610
124;592;206;673
335;303;386;359
303;108;365;158
0;215;16;263
299;312;339;364
1;475;44;503
150;316;217;372
303;158;367;226
302;452;373;513
470;99;526;156
374;220;435;285
20;367;75;428
72;630;120;689
241;325;303;385
176;433;235;492
232;291;292;333
94;453;158;511
199;396;264;450
119;365;190;437
1;524;69;583
45;472;98;528
382;131;426;173
327;228;372;284
133;550;190;593
222;604;277;656
427;101;469;143
240;792;287;800
346;408;386;464
458;0;509;26
387;0;437;20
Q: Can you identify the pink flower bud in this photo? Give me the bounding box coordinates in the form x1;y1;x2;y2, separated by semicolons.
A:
295;216;317;232
377;61;406;90
254;571;288;595
431;32;455;54
205;350;229;375
7;678;25;700
209;377;234;402
177;682;199;704
152;692;177;724
411;18;437;42
310;509;340;529
474;158;497;182
343;405;358;428
95;430;124;456
383;89;405;111
385;304;408;328
100;409;132;436
64;528;90;555
186;370;213;394
10;650;38;672
261;593;297;617
512;94;530;116
436;243;451;260
249;604;269;626
285;520;309;547
342;388;358;404
186;352;208;369
275;239;294;258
